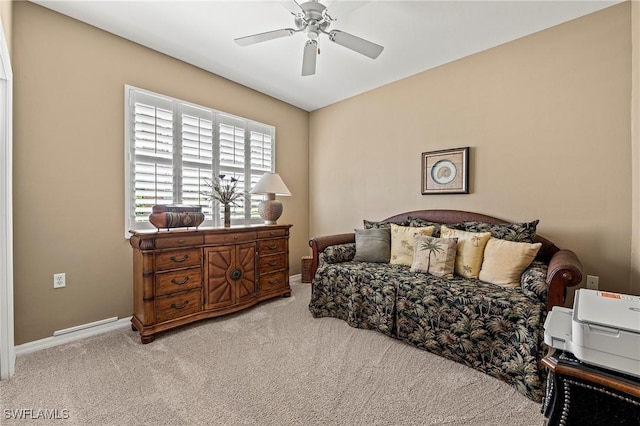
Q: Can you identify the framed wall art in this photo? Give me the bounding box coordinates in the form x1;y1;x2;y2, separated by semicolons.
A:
421;147;469;195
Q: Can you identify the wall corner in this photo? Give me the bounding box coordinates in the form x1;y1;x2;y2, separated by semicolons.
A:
631;0;640;294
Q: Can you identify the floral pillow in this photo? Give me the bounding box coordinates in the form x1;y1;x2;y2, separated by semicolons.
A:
411;235;458;278
520;261;549;303
364;219;409;229
449;220;539;243
440;225;491;278
407;217;447;237
322;243;356;264
390;224;435;266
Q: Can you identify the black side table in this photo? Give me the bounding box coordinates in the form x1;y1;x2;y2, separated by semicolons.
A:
542;350;640;425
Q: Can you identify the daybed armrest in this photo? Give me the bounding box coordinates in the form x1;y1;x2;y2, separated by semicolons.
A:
546;249;583;311
309;233;355;282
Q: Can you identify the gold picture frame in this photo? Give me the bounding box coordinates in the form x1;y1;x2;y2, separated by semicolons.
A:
421;147;469;194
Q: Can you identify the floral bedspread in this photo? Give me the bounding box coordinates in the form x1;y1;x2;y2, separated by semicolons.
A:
309;243;549;402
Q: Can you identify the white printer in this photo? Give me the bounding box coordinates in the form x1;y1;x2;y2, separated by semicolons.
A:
544;288;640;377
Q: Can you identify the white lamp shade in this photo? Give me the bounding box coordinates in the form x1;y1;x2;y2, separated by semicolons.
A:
250;173;292;196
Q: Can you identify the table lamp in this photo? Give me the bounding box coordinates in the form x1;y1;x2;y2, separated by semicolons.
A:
250;172;292;224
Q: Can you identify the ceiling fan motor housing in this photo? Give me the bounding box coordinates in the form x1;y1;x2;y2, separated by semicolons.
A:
296;1;331;40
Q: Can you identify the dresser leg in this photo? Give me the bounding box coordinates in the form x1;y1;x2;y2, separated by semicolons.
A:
131;324;138;332
141;335;155;344
283;291;291;298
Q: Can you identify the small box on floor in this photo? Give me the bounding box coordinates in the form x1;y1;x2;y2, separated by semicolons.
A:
301;256;312;283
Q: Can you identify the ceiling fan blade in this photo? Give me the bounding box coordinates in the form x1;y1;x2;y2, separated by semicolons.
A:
234;28;296;46
324;1;369;18
328;30;384;59
301;40;318;76
277;0;305;14
292;0;305;13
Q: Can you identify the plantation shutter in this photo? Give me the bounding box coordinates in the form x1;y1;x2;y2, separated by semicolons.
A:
181;105;214;220
248;123;275;219
127;90;175;230
125;85;276;236
218;115;247;219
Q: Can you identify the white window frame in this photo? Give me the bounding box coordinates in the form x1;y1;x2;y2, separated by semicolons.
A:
124;85;275;238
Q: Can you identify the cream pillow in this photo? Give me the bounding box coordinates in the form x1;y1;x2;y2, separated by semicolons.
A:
479;238;542;287
411;235;458;278
390;224;435;266
440;225;491;278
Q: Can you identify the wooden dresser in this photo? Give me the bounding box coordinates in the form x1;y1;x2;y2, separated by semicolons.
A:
129;225;292;343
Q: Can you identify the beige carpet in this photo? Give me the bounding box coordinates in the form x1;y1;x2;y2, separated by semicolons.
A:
1;277;545;425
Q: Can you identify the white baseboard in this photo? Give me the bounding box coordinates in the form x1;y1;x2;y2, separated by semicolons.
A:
15;317;132;356
15;275;302;356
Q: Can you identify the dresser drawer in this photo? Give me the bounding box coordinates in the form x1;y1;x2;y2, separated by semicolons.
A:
258;239;286;256
156;268;202;297
259;271;287;293
257;229;288;239
259;254;286;273
205;232;257;245
155;289;202;323
154;234;204;250
155;249;201;271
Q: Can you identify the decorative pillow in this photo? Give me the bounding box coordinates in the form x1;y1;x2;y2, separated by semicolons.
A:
390;224;435;266
479;238;542;287
520;261;549;303
321;243;356;264
449;220;539;243
353;228;391;263
364;219;409;229
440;225;491;278
411;235;458;278
407;217;450;238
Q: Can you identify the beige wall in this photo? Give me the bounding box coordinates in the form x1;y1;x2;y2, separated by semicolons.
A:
12;2;309;344
0;0;11;56
310;3;633;298
631;0;640;294
10;1;637;344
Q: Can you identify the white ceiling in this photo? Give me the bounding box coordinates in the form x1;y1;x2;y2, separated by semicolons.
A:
32;0;623;112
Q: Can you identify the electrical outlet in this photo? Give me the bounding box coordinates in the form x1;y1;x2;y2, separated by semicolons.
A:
53;273;66;289
586;275;599;290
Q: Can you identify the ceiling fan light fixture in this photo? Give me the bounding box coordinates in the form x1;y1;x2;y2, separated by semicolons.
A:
306;23;319;39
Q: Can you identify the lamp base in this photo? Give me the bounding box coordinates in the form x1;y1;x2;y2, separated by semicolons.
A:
258;198;283;225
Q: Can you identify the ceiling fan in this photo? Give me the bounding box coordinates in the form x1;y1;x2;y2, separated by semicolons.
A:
234;0;384;76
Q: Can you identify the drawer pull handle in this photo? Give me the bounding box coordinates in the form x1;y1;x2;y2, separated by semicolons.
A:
170;254;189;263
267;260;278;266
230;269;243;280
171;300;189;310
234;236;239;240
270;232;275;236
267;244;278;250
178;239;186;244
171;276;190;286
268;278;281;285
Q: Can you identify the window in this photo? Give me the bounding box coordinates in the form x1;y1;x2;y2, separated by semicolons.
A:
124;86;275;236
